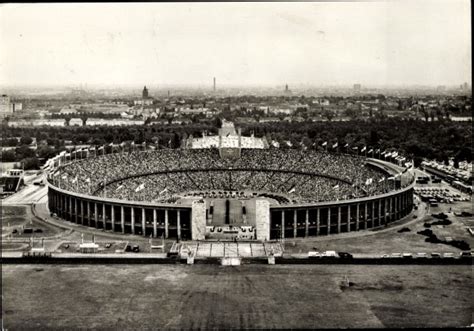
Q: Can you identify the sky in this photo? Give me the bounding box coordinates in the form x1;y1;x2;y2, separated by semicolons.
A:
0;1;471;87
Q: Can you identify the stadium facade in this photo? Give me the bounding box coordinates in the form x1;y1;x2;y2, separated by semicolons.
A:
46;122;415;241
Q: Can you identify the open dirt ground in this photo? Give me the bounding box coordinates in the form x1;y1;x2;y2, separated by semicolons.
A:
2;264;472;329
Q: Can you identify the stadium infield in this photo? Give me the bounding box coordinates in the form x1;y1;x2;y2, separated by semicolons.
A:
2;264;472;329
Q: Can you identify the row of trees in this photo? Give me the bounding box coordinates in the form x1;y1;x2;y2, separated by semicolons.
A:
1;117;471;170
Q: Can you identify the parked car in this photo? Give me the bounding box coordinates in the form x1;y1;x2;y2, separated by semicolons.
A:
442;252;455;259
321;250;338;258
308;251;321;258
415;253;428;259
431;252;441;258
390;253;402;258
338;252;353;259
460;251;472;258
402;253;413;259
132;245;140;253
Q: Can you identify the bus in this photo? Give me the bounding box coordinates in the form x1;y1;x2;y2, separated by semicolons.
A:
416;176;430;184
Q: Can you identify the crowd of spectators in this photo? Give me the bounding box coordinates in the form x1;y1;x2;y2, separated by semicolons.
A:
51;148;397;203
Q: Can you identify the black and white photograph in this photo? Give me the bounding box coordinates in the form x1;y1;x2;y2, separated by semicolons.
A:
0;1;472;329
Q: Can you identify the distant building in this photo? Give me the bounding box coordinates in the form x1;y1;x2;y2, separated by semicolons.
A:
0;95;22;118
0;95;11;117
270;108;292;115
259;117;280;123
436;85;446;93
187;120;267;149
134;86;153;106
86;118;143;126
353;84;361;93
69;118;83;126
59;106;78;115
460;82;470;93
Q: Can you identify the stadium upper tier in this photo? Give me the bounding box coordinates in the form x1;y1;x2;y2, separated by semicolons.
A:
52;149;392;204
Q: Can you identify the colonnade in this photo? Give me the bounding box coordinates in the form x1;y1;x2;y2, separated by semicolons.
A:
270;188;414;239
48;188;191;239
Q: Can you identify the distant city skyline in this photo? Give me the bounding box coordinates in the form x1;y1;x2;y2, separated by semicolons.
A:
0;1;471;87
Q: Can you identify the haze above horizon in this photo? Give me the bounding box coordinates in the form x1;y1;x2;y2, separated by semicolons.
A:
0;1;471;87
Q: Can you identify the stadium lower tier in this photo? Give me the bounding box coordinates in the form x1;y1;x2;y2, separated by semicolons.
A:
48;184;414;241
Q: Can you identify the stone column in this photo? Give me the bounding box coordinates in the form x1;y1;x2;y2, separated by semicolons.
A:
63;195;66;218
191;200;207;240
153;209;157;238
254;199;270;241
293;210;297;238
74;198;77;223
371;201;375;228
337;206;341;233
165;209;169;239
347;205;351;232
388;197;392;222
400;194;403;216
69;196;72;220
397;195;401;218
131;207;135;235
142;208;146;236
111;205;115;232
121;206;125;234
177;210;181;240
384;198;392;224
59;195;63;218
59;194;63;217
327;208;331;235
304;209;309;238
403;192;407;214
87;201;91;226
356;203;360;231
103;203;106;229
281;210;285;239
401;192;404;213
81;200;84;225
316;208;320;235
378;200;382;227
94;202;99;228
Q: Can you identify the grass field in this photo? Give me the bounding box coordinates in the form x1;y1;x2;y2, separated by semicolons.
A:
283;199;473;256
2;264;472;329
1;205;65;239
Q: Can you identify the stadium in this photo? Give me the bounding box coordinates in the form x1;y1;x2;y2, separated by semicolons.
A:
46;121;415;241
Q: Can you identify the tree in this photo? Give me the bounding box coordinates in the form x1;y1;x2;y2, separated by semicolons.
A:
37;146;55;159
22;157;40;170
15;145;35;159
2;138;18;146
344;108;358;120
1;150;16;162
429;110;435;122
323;109;335;122
420;105;429;121
20;136;33;146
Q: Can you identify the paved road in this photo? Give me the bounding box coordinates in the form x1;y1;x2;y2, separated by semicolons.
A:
2;184;47;205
